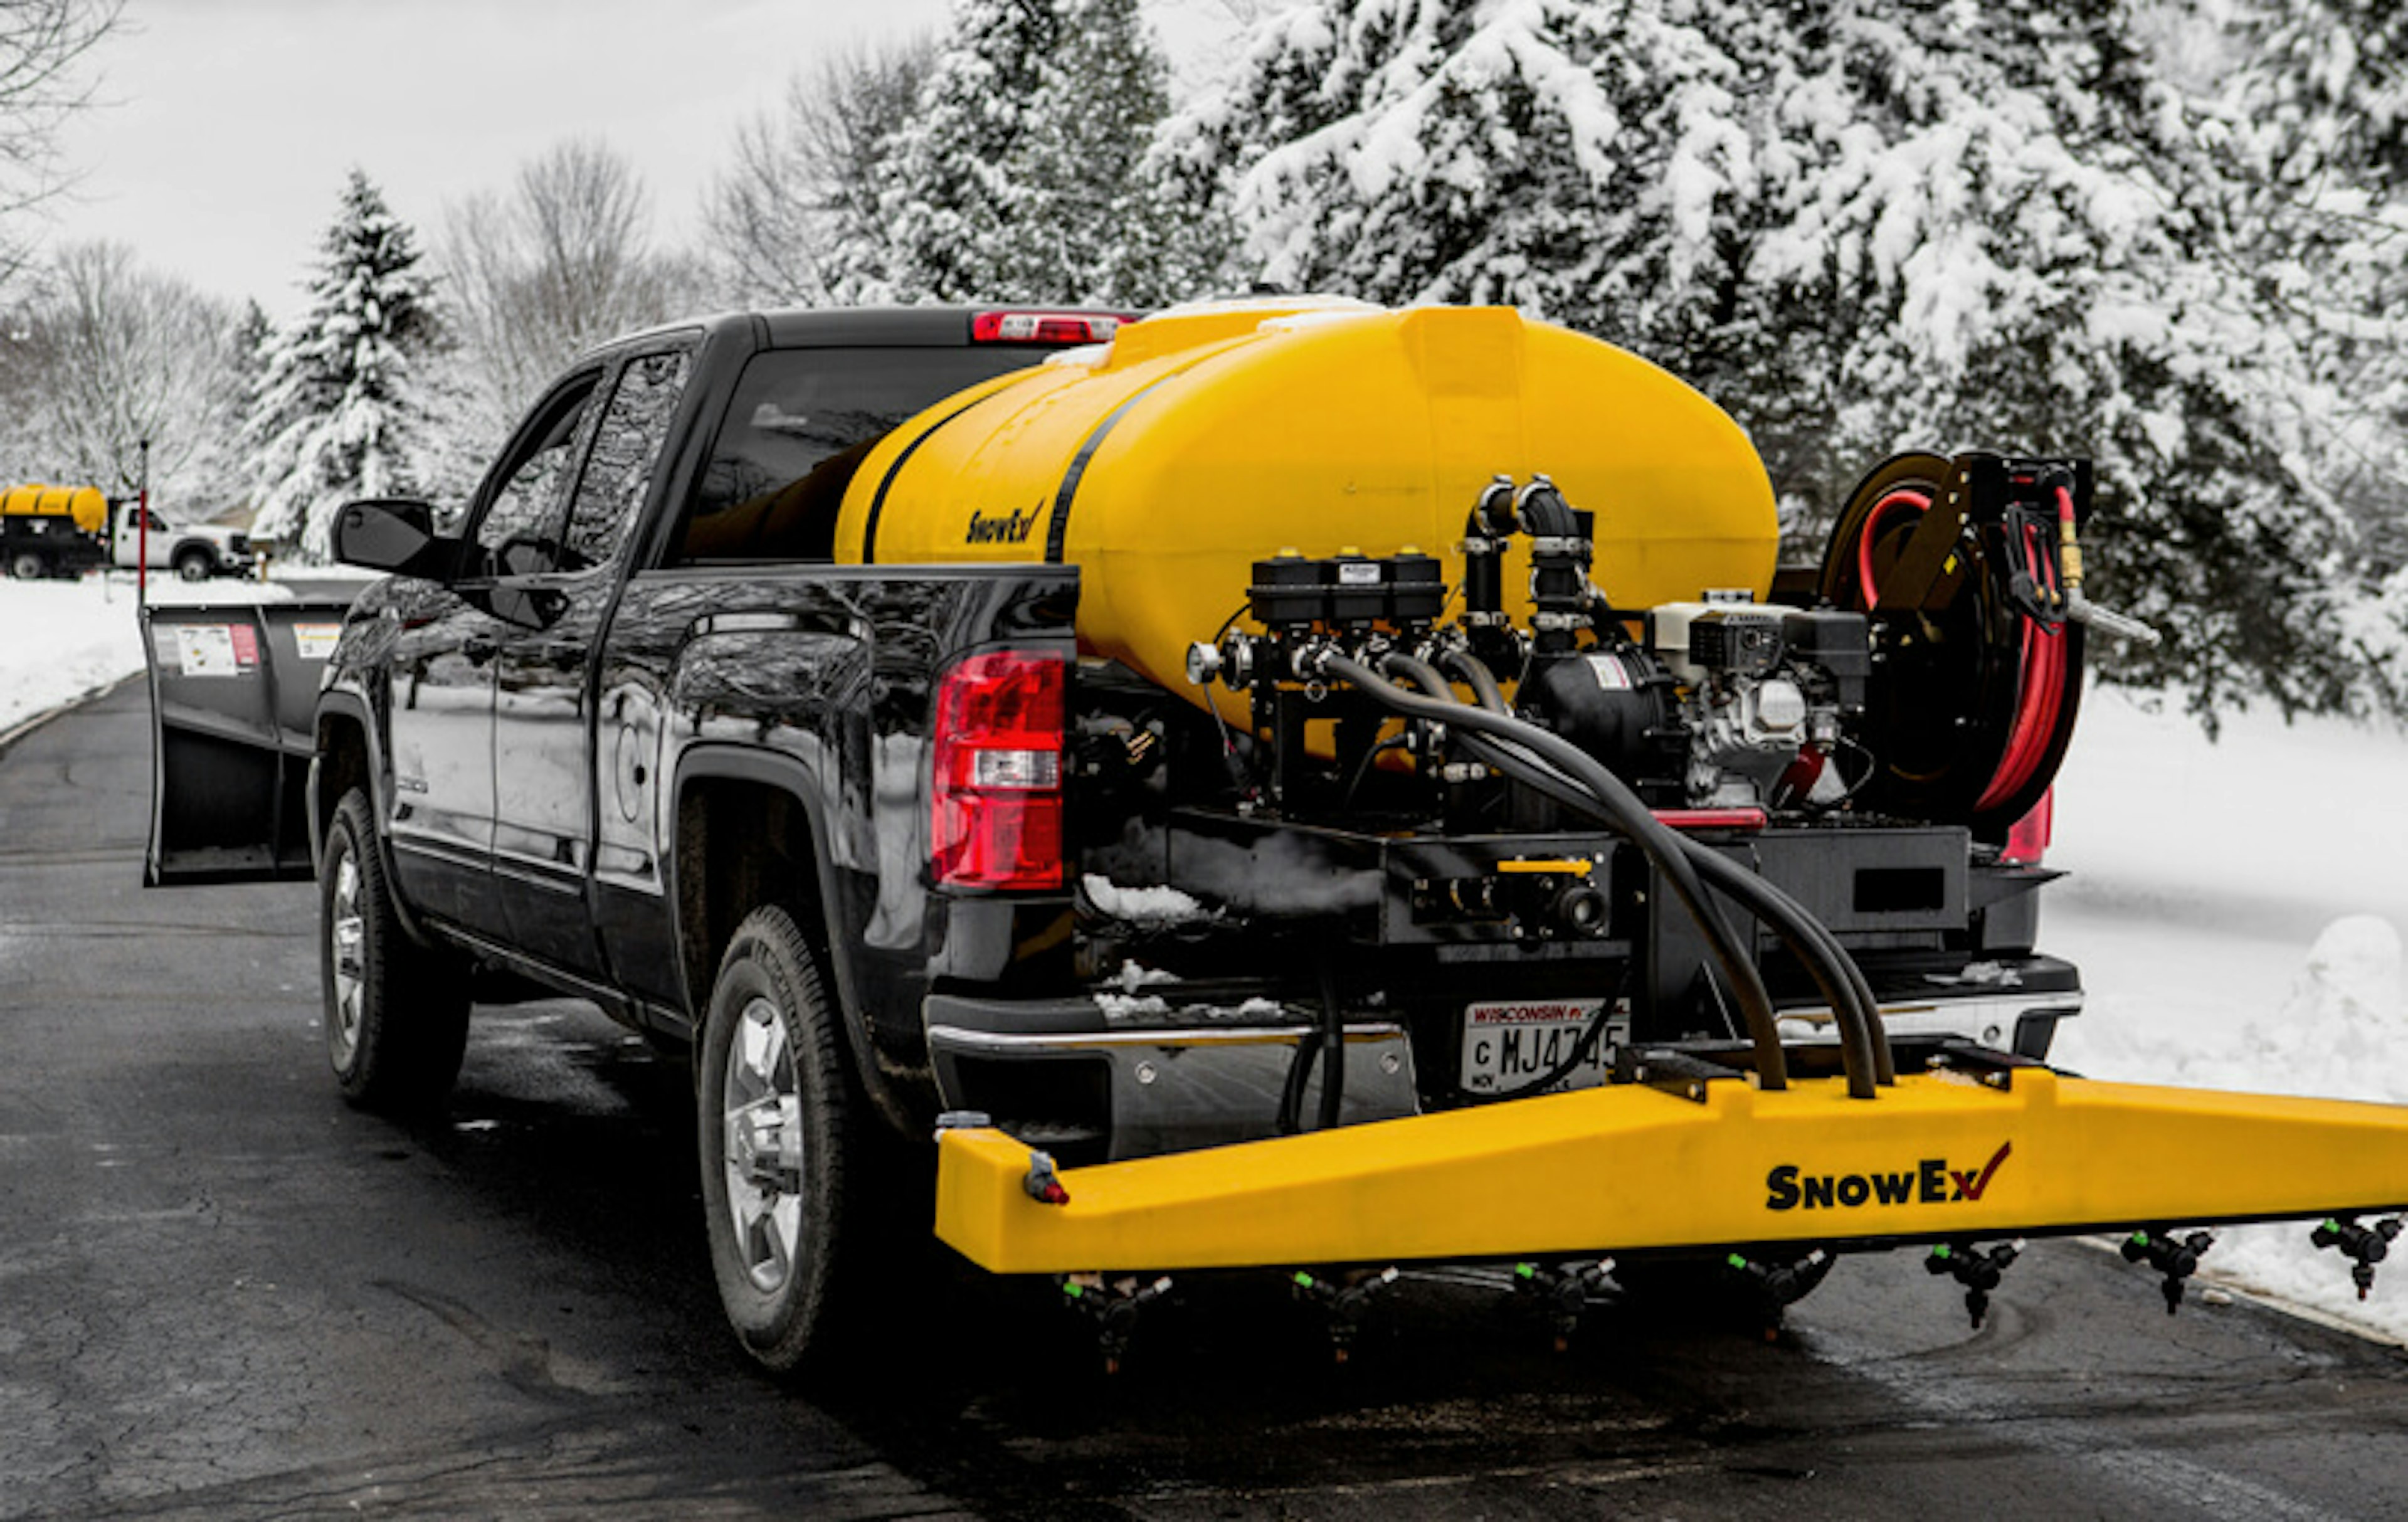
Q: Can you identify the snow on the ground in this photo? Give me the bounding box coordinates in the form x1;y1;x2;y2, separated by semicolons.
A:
0;573;297;733
2049;686;2408;1340
3;574;2405;1341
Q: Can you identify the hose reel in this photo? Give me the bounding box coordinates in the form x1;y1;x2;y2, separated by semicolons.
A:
1818;451;2090;837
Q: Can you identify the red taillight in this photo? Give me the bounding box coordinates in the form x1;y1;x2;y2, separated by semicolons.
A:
971;310;1129;344
2002;788;2054;867
932;650;1067;890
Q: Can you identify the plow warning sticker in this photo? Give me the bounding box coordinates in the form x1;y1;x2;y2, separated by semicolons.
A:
170;624;253;677
292;623;342;661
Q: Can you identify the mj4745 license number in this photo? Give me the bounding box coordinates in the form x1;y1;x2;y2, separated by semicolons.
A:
1459;999;1627;1096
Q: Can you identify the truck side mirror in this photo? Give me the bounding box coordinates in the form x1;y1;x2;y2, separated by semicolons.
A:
332;498;456;579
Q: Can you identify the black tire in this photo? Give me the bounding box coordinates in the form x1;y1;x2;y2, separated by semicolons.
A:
173;547;213;582
8;549;46;581
697;904;874;1373
320;787;471;1112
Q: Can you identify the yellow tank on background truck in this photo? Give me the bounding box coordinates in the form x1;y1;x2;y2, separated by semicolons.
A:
1;484;256;581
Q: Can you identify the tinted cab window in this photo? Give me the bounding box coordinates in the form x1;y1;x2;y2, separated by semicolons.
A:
474;373;604;572
564;348;692;571
672;346;1038;564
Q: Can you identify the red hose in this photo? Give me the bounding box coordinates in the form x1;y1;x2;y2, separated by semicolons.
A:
1973;512;2067;813
1853;484;2066;815
1854;489;1933;605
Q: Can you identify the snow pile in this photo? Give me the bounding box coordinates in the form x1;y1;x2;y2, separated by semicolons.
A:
2103;919;2408;1339
2237;919;2408;1105
0;576;295;734
1082;874;1217;926
2050;689;2408;1341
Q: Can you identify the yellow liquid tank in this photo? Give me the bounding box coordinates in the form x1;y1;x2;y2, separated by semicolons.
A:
2;484;108;536
837;303;1778;723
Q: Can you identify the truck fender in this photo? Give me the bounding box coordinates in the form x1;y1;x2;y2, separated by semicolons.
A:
667;744;907;1133
309;687;438;951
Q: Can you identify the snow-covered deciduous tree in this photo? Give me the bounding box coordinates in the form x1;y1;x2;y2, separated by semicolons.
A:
704;39;934;307
0;240;244;509
1177;0;2404;719
842;0;1216;307
243;170;440;561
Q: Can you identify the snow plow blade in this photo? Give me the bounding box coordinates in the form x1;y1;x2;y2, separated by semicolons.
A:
142;599;356;885
933;1067;2408;1274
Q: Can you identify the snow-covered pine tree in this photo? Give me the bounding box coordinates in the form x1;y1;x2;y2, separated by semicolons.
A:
1167;0;1764;356
243;170;440;561
2210;0;2408;707
2217;0;2408;554
1179;0;2395;719
230;298;272;403
840;0;1207;307
1748;0;2364;718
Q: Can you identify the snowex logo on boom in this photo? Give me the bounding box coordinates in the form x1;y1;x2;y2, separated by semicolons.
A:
1765;1141;2012;1212
965;504;1040;546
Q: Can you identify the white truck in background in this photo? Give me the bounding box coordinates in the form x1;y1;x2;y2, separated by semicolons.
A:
2;485;257;581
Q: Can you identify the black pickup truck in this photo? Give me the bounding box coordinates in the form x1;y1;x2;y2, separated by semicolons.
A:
152;303;2088;1370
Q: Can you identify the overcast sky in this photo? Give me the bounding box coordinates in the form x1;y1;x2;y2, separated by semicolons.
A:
48;0;1237;319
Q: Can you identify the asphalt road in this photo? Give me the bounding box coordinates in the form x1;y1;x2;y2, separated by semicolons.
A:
6;682;2408;1520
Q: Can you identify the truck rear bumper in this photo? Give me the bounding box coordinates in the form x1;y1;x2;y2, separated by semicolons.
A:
926;993;1422;1161
926;970;2080;1161
1777;993;2079;1060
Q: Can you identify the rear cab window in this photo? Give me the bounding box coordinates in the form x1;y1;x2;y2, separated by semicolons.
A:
669;347;1044;566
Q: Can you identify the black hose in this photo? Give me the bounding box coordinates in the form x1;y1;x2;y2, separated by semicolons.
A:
1683;849;1891;1086
1455;727;1888;1091
1275;960;1354;1135
1383;653;1457;704
1397;645;1886;1089
1315;957;1345;1131
1434;646;1509;713
1490;964;1631;1099
1331;650;1891;1096
1322;652;1793;1094
1277;1023;1321;1136
1461;716;1894;1089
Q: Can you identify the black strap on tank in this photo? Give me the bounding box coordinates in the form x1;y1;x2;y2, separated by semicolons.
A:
1046;355;1225;564
860;393;995;564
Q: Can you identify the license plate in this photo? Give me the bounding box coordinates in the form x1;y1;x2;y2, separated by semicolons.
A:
1459;999;1627;1096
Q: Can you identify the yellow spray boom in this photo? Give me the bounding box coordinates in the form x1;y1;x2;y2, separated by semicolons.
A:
938;1059;2408;1314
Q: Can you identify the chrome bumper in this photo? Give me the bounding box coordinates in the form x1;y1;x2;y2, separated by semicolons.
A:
926;994;1421;1161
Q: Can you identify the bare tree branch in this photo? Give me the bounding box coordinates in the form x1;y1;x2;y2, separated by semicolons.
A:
436;137;702;450
0;238;241;506
700;37;932;306
0;1;122;286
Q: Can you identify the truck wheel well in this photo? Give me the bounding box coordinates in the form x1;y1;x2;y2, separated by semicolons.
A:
676;778;829;1025
314;714;369;852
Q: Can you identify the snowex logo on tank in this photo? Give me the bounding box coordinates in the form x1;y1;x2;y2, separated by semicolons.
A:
1764;1141;2012;1212
964;504;1040;546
